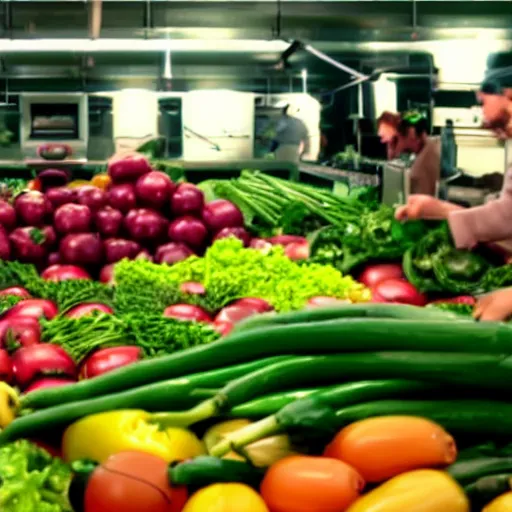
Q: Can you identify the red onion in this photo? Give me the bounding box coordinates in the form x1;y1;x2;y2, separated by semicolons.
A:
135;171;175;209
214;227;251;247
154;242;194;265
107;183;137;213
124;208;168;243
0;225;10;260
202;199;244;232
45;187;76;208
41;264;91;281
59;233;104;266
76;185;108;211
47;252;61;266
41;225;57;250
168;216;208;250
54;203;92;234
94;207;123;238
9;227;47;263
103;238;141;263
170;183;204;216
108;154;152;183
14;191;52;226
0;199;16;231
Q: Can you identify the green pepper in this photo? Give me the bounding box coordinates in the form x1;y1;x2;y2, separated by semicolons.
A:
68;460;98;512
439;249;489;280
168;456;265;490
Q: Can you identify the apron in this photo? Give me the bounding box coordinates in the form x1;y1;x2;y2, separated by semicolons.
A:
275;144;300;163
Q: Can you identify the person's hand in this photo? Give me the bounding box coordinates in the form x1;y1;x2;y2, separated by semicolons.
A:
474;288;512;322
395;195;450;222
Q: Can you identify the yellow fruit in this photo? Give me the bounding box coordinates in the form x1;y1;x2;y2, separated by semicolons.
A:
183;483;269;512
165;427;205;463
484;492;512;512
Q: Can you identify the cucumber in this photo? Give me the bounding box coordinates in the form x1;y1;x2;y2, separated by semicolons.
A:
450;459;512;486
23;315;510;411
234;302;462;334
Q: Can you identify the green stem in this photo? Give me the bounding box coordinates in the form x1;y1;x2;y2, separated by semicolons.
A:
209;415;281;457
149;398;218;429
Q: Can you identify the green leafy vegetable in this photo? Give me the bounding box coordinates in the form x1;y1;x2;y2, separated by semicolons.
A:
0;440;72;512
114;238;367;316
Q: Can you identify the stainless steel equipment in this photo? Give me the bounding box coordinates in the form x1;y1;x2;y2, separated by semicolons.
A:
20;93;88;161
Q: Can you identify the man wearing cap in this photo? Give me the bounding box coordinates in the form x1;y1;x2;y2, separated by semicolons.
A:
395;69;512;320
271;105;310;163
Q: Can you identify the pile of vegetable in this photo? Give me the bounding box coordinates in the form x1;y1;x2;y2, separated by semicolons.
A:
1;303;512;511
0;237;367;396
0;155;261;279
201;170;372;237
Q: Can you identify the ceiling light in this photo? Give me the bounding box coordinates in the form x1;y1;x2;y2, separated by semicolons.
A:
0;39;290;53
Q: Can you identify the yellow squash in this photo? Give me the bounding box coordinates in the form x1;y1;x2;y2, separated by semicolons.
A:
347;469;469;512
183;483;269;512
62;409;205;464
484;492;512;512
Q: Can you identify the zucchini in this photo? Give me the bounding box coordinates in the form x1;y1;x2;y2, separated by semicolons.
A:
450;459;512;486
335;399;512;438
464;473;512;511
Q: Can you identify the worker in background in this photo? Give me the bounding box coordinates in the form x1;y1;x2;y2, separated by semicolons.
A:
395;112;441;196
377;111;401;159
271;105;310;163
395;71;512;321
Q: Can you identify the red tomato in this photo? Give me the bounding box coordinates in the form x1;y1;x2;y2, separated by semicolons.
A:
232;297;273;313
180;281;206;295
163;304;212;323
27;178;42;192
260;455;364;512
0;287;31;298
213;320;234;337
284;241;310;260
85;451;188;512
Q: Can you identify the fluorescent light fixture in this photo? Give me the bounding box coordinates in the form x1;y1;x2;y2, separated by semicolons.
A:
0;39;290;53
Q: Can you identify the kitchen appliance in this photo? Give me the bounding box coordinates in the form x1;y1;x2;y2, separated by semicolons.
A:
20;93;88;161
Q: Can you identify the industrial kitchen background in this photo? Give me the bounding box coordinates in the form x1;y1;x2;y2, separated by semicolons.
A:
0;0;510;204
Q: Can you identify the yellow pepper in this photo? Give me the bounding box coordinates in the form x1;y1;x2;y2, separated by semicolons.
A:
67;179;91;188
62;410;205;464
484;492;512;512
0;383;19;429
347;469;469;512
183;483;269;512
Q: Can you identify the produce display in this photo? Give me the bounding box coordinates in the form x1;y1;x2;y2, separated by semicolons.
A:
0;154;512;512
